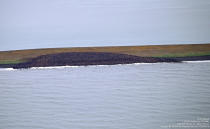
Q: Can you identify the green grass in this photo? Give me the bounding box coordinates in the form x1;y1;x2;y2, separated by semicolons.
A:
0;44;210;64
152;51;210;58
0;60;24;64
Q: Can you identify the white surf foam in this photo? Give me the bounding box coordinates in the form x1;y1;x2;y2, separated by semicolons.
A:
30;64;138;69
182;60;210;63
0;68;15;71
2;60;209;71
0;63;169;71
30;65;80;70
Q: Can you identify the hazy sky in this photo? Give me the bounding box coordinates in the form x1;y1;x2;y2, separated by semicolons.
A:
0;0;210;50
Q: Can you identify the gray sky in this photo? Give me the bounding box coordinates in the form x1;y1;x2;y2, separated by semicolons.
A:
0;0;210;51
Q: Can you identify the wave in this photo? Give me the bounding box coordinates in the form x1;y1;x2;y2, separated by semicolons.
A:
30;64;122;69
30;65;80;69
30;62;168;69
182;60;210;63
0;63;154;71
0;68;16;71
1;61;210;71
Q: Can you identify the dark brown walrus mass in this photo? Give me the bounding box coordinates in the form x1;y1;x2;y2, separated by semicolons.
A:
12;52;180;69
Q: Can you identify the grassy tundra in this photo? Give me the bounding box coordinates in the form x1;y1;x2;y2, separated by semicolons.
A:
0;44;210;65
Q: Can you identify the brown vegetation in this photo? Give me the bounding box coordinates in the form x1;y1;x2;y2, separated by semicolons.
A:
0;44;210;64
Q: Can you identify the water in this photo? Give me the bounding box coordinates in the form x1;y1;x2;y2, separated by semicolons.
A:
0;62;210;129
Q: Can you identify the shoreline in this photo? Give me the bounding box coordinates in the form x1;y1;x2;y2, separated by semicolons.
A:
0;44;210;69
1;60;210;71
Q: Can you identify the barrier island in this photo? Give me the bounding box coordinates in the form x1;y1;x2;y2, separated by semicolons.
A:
0;44;210;69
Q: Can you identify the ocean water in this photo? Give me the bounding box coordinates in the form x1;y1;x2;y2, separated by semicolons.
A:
0;61;210;129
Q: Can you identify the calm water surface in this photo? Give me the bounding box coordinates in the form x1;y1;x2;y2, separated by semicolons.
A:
0;62;210;129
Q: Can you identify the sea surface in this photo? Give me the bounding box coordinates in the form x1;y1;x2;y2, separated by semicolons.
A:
0;61;210;129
